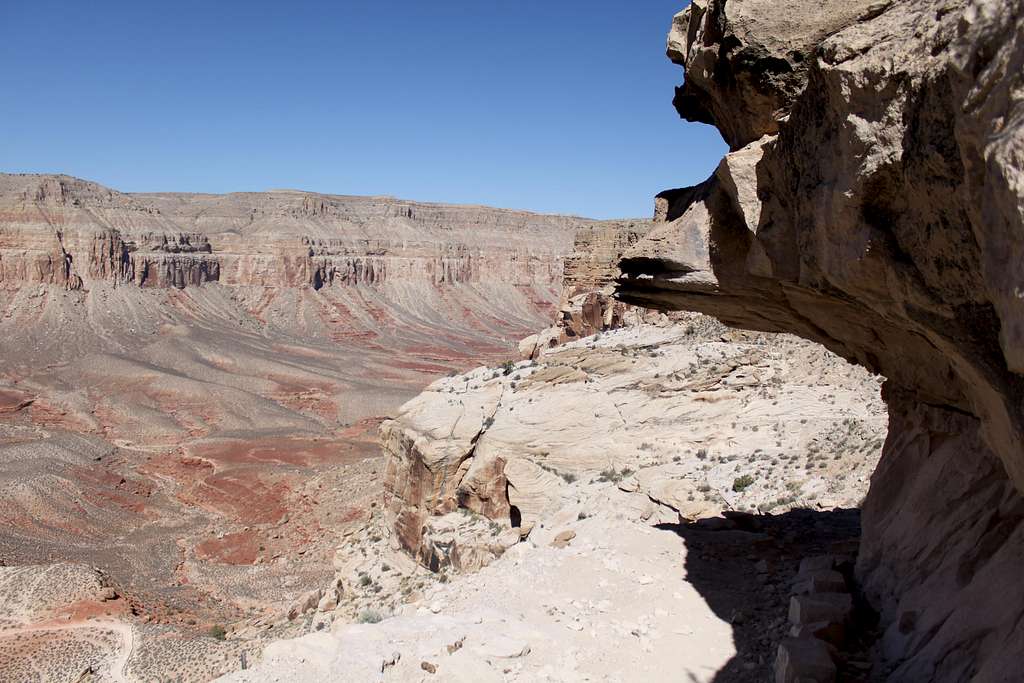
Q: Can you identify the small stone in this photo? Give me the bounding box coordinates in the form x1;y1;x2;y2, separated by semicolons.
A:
446;636;465;654
551;529;577;548
477;636;531;659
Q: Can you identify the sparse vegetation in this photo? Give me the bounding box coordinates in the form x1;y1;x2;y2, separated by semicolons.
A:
596;467;634;483
207;625;226;641
732;474;756;492
357;609;383;624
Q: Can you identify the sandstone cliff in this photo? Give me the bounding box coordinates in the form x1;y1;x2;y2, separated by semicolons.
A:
617;0;1024;679
0;173;581;292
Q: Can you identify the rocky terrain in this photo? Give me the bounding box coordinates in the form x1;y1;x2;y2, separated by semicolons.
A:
0;174;605;680
4;0;1020;679
616;0;1024;679
0;173;894;681
217;314;887;683
210;0;1022;681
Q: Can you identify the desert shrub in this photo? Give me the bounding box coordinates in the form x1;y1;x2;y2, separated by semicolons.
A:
359;574;372;587
208;625;226;641
501;360;515;376
357;610;383;624
597;467;634;483
732;474;756;492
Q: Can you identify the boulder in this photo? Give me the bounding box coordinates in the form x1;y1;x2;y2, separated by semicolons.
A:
774;637;837;683
789;593;853;627
287;588;322;621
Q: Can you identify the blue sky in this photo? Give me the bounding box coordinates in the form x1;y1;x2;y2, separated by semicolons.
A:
0;1;723;219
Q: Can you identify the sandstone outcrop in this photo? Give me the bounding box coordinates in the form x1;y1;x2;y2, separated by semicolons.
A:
383;318;885;574
518;220;655;358
618;0;1024;678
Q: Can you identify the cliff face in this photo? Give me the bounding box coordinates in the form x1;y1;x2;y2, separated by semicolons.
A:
518;220;657;356
0;174;579;292
618;0;1024;678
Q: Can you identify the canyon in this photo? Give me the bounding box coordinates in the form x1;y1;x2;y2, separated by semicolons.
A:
220;0;1024;681
2;0;1021;680
0;174;599;681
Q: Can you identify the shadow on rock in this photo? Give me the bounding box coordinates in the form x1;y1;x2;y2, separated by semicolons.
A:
656;507;878;682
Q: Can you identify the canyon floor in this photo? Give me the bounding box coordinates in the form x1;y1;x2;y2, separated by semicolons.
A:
0;279;554;682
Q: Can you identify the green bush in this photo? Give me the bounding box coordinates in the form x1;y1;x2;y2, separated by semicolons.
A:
208;624;226;640
732;474;756;492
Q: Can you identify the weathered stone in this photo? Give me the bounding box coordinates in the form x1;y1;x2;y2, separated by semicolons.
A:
788;593;852;627
774;637;837;683
789;620;846;646
792;570;847;595
316;588;339;613
550;529;576;548
287;588;322;621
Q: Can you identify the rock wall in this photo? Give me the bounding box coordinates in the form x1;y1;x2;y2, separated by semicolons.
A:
0;174;581;292
519;220;664;357
617;0;1024;678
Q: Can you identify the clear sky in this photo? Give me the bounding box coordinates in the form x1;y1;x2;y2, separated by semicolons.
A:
0;1;723;219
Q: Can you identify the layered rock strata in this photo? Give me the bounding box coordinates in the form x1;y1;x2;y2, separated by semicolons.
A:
519;220;665;357
0;174;581;292
617;0;1024;678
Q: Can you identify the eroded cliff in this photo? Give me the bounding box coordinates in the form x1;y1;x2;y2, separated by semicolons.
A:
0;174;578;292
618;0;1024;678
